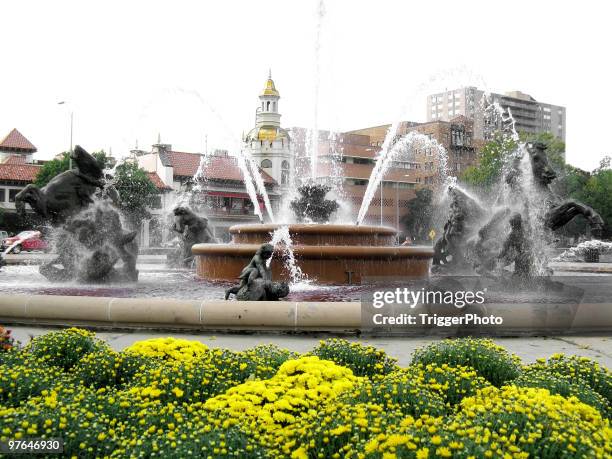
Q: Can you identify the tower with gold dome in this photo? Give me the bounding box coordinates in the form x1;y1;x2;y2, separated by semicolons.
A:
244;71;292;193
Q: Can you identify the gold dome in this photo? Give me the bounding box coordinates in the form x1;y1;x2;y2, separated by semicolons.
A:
261;70;279;97
257;127;278;141
245;126;290;143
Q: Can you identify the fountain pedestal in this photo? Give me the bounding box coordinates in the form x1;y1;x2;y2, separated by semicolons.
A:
192;224;433;284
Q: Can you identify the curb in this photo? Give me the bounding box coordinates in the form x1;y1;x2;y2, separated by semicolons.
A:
0;294;361;331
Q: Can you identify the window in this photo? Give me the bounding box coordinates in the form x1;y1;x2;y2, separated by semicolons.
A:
8;189;22;202
261;159;272;168
266;101;270;111
0;188;5;202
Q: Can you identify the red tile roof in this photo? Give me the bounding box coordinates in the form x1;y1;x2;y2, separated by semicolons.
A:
147;172;172;190
166;151;276;185
2;155;27;165
165;151;203;177
0;163;41;182
0;129;37;153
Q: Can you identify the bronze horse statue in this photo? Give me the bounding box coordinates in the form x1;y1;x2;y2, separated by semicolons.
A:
15;146;104;225
15;145;140;283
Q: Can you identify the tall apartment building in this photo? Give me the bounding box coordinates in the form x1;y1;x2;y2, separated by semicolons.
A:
427;87;566;143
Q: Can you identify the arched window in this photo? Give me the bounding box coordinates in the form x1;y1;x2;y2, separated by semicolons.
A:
273;101;277;111
266;101;270;111
281;160;290;185
261;102;264;111
261;159;272;168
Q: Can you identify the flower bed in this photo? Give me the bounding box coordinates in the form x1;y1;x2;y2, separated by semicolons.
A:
0;330;610;458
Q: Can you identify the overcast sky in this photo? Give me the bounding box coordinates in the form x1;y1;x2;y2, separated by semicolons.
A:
2;0;611;171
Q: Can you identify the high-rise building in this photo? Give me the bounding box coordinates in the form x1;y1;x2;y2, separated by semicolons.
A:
427;87;566;143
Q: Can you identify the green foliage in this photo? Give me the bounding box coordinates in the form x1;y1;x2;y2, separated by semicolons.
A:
113;160;158;228
346;372;447;418
34;150;114;187
522;131;566;170
0;353;65;407
411;337;522;387
580;160;612;237
460;134;517;190
34;152;71;187
512;368;610;417
310;338;398;377
525;353;612;404
400;188;433;242
411;362;492;406
25;328;109;371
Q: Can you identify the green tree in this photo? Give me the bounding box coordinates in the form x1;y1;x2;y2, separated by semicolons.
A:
34;150;115;187
400;188;433;242
113;160;158;229
461;132;566;191
576;157;612;238
460;134;517;190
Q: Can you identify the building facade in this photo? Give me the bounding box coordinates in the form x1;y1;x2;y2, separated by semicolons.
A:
427;87;566;143
291;116;480;229
135;144;280;244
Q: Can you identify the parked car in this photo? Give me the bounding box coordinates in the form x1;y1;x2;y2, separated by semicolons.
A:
1;230;49;254
0;230;8;241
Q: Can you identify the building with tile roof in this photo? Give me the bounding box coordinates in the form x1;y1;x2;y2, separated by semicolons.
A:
0;129;37;164
135;142;280;243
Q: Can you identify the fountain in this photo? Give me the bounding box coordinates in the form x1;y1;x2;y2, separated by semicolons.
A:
167;206;214;267
13;146;139;283
192;183;434;285
433;141;605;283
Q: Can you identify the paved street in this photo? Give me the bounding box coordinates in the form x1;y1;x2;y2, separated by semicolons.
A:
7;325;611;368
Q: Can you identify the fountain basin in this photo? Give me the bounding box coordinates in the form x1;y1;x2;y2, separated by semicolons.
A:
193;224;433;284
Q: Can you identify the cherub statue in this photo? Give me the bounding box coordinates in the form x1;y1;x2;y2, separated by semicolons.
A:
225;243;290;301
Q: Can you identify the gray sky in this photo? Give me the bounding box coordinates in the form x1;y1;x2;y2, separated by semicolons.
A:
2;0;611;171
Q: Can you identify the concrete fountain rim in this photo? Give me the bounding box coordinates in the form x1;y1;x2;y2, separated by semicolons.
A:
229;223;398;235
192;243;434;259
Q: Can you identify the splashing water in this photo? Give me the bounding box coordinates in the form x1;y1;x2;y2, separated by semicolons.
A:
1;231;42;259
244;150;275;222
310;0;326;180
169;87;276;222
554;240;612;261
268;225;307;285
356;132;451;225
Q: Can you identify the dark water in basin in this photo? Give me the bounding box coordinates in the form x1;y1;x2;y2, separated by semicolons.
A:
0;265;610;304
0;265;370;302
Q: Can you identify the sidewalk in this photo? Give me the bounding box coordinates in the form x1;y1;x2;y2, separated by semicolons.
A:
7;325;611;368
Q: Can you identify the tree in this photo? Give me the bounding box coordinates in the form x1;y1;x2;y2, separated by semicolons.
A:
576;157;612;238
522;132;566;170
113;160;158;229
400;188;433;242
461;132;566;191
34;150;115;187
460;134;517;190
